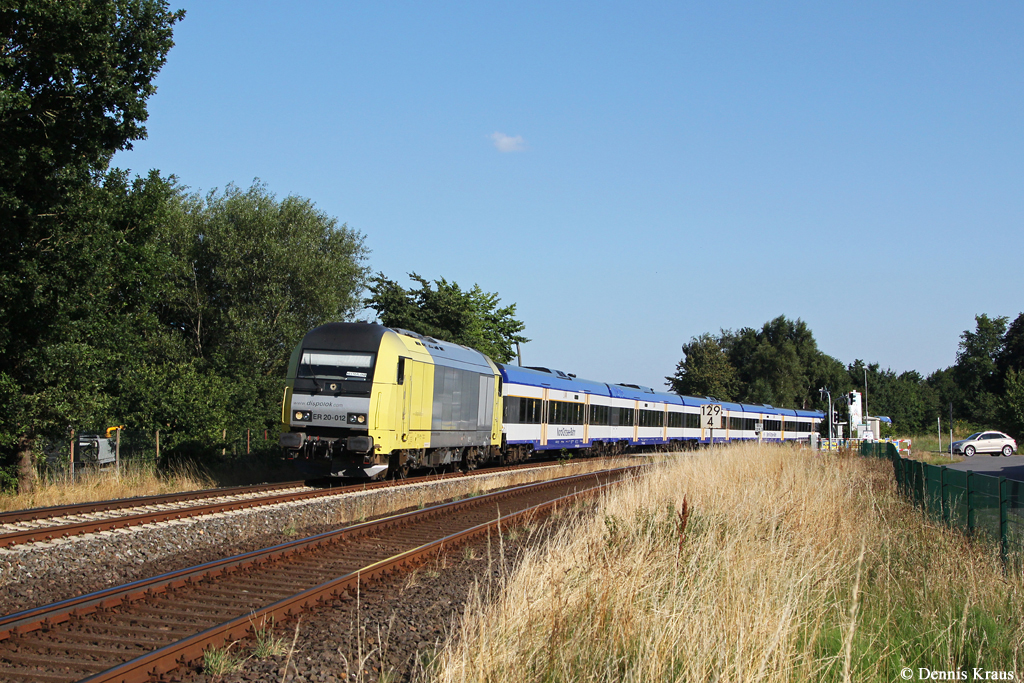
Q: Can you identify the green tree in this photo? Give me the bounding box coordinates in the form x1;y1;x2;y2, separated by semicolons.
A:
665;333;738;399
365;273;528;364
1002;368;1024;441
145;182;370;438
0;170;179;490
722;316;839;409
995;313;1024;389
0;1;183;491
952;314;1007;424
667;316;845;411
849;360;933;433
0;1;184;218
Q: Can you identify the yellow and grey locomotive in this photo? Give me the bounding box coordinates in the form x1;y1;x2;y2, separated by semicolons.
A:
279;322;502;478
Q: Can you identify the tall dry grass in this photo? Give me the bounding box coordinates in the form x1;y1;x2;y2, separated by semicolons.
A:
431;443;1023;682
0;459;214;512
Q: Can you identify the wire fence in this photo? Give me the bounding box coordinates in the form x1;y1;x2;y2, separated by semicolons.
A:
860;441;1024;565
37;426;281;477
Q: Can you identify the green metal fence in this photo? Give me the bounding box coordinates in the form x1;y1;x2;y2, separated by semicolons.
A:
859;441;1024;563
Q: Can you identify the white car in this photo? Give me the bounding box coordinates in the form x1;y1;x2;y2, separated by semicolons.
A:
952;431;1017;457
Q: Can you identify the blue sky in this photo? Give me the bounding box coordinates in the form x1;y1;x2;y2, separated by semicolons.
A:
113;1;1024;390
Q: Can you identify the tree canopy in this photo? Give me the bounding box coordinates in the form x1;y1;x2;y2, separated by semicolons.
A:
365;273;528;364
665;333;738;400
0;1;184;491
667;316;845;411
669;312;1024;439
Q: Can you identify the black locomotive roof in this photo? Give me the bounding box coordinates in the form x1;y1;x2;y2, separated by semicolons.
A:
302;322;389;351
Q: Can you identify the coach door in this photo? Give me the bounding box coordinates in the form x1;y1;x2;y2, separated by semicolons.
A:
398;357;411;443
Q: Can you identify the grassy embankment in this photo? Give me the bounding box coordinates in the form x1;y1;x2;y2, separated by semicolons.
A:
0;446;327;512
430;443;1022;682
0;459;215;513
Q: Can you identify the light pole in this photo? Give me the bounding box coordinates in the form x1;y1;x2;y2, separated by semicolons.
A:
819;387;833;445
863;367;868;423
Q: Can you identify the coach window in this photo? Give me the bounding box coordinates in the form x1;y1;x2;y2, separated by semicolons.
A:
503;396;519;423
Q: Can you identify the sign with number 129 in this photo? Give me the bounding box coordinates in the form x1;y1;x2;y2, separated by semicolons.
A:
700;404;723;429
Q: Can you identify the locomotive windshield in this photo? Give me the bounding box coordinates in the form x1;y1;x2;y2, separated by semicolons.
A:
299;351;375;381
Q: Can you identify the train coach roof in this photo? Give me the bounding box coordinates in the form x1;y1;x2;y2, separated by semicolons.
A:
498;365;611;395
608;384;682;404
795;409;825;418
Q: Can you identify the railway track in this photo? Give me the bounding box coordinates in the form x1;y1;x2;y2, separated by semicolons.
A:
0;459;585;550
0;466;637;683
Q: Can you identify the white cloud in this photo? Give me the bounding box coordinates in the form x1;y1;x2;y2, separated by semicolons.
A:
490;132;526;152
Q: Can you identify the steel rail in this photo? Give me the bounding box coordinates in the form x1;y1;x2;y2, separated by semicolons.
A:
0;458;586;549
0;465;638;643
79;472;627;683
0;481;310;525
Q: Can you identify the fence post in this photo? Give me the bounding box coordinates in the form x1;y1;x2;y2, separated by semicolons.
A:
115;427;121;474
966;471;974;535
247;429;251;454
155;429;160;462
70;429;75;482
939;466;946;523
1000;477;1009;564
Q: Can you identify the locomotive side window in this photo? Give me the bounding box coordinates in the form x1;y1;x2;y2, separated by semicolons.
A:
431;365;486;430
299;351;375;381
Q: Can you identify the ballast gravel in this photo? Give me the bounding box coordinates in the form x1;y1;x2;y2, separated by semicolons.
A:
0;458;623;615
179;521;562;683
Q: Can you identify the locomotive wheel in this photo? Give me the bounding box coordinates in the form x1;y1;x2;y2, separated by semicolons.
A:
461;447;480;472
388;450;412;479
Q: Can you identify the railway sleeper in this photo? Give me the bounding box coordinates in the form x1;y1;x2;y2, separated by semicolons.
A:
1;650;112;672
0;667;77;683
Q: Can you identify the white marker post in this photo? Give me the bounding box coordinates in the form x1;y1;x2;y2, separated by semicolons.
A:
701;404;723;447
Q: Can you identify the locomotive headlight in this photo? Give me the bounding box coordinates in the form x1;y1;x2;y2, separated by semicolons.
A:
347;413;367;425
293;410;311;422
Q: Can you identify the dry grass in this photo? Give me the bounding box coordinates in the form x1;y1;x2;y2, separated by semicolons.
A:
430;443;1024;682
0;459;214;512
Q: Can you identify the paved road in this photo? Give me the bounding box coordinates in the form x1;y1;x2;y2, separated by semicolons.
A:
945;454;1024;482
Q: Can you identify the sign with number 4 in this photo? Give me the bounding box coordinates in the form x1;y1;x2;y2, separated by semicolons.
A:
700;404;723;429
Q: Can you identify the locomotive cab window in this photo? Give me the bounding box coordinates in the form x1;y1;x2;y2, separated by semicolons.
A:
299;351;375;381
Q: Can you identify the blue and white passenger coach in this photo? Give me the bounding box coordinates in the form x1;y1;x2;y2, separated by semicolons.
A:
498;364;822;459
